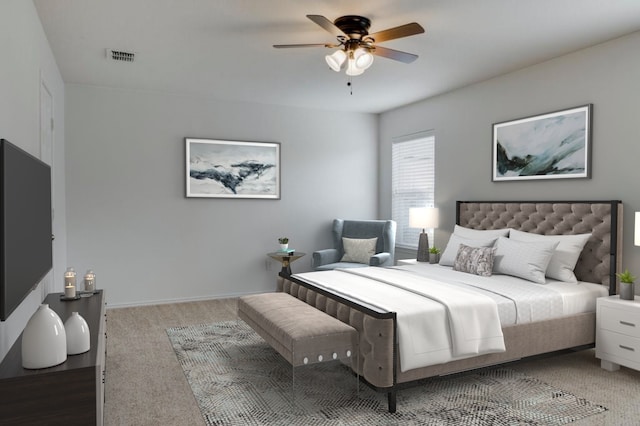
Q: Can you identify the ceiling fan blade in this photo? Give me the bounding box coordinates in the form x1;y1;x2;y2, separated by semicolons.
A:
306;15;346;38
372;46;418;63
273;43;336;49
368;22;425;43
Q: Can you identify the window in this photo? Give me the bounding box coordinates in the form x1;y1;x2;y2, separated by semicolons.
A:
392;131;435;249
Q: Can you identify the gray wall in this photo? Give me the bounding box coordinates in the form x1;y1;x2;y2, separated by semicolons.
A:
379;32;640;275
0;0;67;360
65;85;378;306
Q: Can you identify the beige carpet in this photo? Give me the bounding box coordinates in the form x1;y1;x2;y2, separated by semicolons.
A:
104;298;640;425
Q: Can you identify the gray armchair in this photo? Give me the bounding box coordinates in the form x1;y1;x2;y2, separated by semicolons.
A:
312;219;397;271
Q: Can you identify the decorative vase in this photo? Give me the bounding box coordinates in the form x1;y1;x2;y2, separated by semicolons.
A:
620;282;635;300
22;304;67;369
64;312;91;355
429;253;440;264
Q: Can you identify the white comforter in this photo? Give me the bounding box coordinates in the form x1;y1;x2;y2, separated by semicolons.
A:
295;267;506;371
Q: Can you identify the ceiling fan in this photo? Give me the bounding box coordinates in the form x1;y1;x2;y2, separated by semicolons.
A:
274;15;425;76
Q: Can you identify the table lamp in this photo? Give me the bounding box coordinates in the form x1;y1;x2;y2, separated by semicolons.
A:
409;207;439;262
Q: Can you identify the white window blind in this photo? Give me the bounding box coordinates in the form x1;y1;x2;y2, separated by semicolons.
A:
392;131;435;249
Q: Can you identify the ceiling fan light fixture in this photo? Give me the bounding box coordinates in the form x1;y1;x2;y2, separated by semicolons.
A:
354;48;374;70
325;49;346;72
276;15;424;81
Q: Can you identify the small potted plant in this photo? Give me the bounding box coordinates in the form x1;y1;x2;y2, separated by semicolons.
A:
616;269;636;300
278;237;289;251
428;246;441;264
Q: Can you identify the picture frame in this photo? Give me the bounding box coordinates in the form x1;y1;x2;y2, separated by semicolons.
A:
492;104;592;181
185;138;280;199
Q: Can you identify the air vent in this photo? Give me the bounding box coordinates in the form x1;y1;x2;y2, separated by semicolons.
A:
106;49;135;62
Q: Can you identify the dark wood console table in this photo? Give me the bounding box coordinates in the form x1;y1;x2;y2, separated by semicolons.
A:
0;290;106;425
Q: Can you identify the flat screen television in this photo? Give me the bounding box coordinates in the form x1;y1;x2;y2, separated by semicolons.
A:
0;139;52;321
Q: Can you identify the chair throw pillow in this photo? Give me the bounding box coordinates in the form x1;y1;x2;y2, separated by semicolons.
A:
341;237;378;264
453;244;497;277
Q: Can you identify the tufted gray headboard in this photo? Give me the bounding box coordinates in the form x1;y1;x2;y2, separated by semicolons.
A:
456;200;623;293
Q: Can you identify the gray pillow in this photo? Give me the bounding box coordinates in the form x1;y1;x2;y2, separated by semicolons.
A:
439;234;498;266
453;244;497;277
493;237;559;284
454;224;511;239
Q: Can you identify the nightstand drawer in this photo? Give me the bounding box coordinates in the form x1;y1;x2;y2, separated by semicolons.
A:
600;305;640;338
597;330;640;363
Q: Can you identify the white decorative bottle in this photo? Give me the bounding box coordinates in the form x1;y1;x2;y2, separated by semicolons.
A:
22;304;67;369
64;312;91;355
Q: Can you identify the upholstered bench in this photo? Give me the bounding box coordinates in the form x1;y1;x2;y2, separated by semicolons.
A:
237;292;358;396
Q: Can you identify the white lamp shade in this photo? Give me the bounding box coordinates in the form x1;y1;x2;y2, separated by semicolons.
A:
22;304;67;369
325;50;346;72
409;207;439;229
354;48;374;70
635;212;640;246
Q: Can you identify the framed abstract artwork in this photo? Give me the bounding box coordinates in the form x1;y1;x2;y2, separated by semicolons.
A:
492;104;592;181
185;138;280;199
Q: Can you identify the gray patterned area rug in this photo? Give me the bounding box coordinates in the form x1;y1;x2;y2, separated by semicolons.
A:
166;321;606;426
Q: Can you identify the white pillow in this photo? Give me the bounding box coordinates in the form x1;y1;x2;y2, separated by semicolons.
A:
493;237;559;284
454;224;511;239
440;234;498;266
509;229;591;283
341;237;377;264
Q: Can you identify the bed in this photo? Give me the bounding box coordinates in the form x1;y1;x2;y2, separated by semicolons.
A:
277;200;623;412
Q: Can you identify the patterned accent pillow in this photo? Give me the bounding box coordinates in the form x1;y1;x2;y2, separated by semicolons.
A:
341;237;378;264
453;244;497;277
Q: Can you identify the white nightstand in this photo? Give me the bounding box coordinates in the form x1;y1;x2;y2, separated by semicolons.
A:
595;295;640;372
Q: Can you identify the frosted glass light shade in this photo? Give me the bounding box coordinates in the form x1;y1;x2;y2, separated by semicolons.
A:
354;48;374;70
346;58;365;76
65;312;90;355
325;50;346;72
409;207;439;229
22;304;67;369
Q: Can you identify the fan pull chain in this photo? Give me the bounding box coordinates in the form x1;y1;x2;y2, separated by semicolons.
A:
347;77;353;95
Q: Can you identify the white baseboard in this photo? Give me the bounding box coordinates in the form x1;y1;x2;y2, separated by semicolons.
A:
105;290;267;310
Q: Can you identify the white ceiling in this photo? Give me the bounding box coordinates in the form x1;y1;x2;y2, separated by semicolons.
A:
33;0;640;114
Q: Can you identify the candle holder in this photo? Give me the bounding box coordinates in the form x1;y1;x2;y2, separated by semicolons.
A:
62;267;79;301
83;270;96;292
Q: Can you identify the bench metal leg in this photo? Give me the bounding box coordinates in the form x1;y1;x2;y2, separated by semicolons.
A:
289;349;359;407
355;350;360;397
291;364;296;406
387;390;397;413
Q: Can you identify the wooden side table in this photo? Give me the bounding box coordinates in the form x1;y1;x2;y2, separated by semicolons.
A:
0;290;107;425
267;251;306;275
